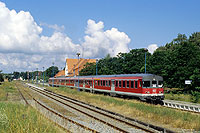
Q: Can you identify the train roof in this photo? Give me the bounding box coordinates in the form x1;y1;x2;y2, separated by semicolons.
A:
50;73;163;80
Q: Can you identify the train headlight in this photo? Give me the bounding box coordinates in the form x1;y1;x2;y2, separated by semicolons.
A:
145;91;150;94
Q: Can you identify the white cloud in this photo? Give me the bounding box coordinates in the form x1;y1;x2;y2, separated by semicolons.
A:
147;44;158;54
0;2;131;72
40;22;65;32
82;19;130;57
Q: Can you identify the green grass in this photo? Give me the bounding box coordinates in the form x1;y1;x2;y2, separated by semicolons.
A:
164;88;200;103
0;102;64;133
0;81;65;133
46;86;200;131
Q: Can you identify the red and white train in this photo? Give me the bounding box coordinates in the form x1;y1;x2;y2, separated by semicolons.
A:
49;74;164;102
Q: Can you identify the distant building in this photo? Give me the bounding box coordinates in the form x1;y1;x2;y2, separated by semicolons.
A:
65;58;96;77
54;58;96;77
54;70;65;77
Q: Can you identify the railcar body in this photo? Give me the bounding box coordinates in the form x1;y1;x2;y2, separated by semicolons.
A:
49;74;164;101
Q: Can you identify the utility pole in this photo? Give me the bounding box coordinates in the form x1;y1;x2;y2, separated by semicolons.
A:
36;68;38;85
52;62;54;87
77;53;80;91
43;67;44;87
144;48;148;74
96;59;98;75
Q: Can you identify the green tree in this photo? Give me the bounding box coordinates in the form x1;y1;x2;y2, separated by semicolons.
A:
79;62;96;76
13;71;20;79
45;66;59;78
189;32;200;47
0;70;4;82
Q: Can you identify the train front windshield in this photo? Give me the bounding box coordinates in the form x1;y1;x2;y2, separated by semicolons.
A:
143;80;163;88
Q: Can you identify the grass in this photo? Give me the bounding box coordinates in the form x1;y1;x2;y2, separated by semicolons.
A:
0;81;66;133
0;102;64;133
165;93;193;102
164;88;200;103
45;85;200;131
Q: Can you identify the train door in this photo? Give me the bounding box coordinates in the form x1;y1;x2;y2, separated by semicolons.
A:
111;80;115;91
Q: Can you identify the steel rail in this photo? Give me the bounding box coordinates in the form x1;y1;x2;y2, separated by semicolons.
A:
29;86;131;133
17;88;29;105
40;88;157;132
23;89;98;133
27;84;173;133
44;89;175;133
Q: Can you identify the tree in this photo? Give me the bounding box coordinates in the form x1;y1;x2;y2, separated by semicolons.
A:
189;32;200;47
79;63;96;76
0;70;4;82
173;33;187;44
13;71;20;79
45;66;59;78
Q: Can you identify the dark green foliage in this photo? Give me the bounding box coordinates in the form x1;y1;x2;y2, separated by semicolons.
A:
0;70;3;82
0;74;4;82
79;62;96;76
45;66;59;78
13;71;20;79
189;32;200;47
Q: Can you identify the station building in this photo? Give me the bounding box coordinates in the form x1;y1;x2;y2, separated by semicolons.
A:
54;58;96;77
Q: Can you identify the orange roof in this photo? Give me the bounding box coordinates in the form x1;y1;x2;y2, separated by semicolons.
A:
54;70;65;77
66;58;96;77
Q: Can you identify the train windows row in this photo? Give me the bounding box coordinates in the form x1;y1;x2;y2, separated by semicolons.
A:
50;79;141;89
94;80;111;87
115;80;139;89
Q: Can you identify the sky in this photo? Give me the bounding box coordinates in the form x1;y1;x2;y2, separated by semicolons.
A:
0;0;200;73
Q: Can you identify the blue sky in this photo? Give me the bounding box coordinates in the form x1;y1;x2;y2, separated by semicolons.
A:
0;0;200;72
2;0;200;48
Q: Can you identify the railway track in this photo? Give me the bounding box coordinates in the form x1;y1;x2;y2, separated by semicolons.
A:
26;83;174;133
19;85;98;132
38;82;200;114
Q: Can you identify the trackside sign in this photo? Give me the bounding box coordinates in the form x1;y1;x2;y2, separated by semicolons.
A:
185;80;192;85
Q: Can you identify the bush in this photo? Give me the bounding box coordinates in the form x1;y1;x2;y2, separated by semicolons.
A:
191;90;200;103
0;74;4;82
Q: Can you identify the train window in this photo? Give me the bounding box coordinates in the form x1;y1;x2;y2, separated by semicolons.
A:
131;81;134;88
98;81;100;86
109;81;111;86
105;81;108;86
80;80;83;84
135;81;138;88
158;81;163;87
119;81;121;88
152;81;157;87
143;81;150;87
116;81;118;87
95;80;97;86
127;81;129;88
103;80;105;86
139;81;142;87
123;81;126;88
